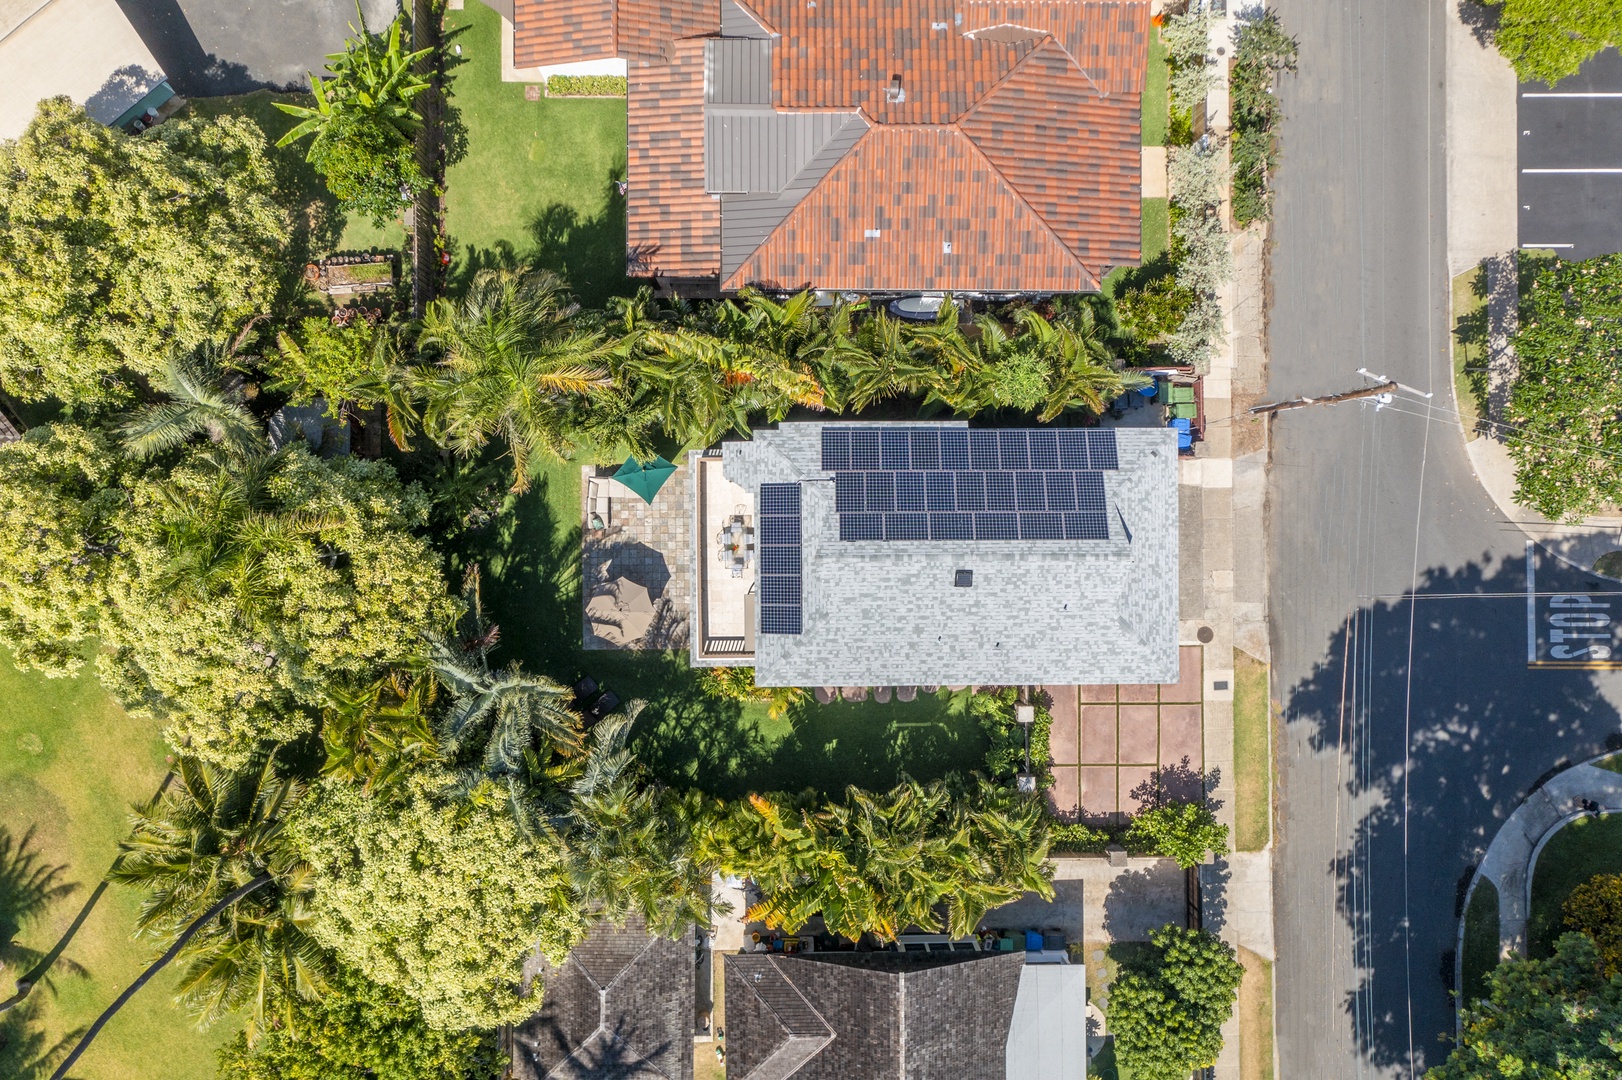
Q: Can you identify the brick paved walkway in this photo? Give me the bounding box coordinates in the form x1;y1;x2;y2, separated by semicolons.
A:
1046;645;1205;823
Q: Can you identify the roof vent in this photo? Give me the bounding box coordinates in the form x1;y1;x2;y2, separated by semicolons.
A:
954;569;973;588
886;74;906;103
864;228;882;239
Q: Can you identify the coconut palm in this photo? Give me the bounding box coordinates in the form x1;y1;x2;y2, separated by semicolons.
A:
416;268;616;490
119;347;266;460
52;754;326;1078
274;6;431;150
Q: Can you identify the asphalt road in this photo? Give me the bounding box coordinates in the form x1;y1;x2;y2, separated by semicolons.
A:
1268;0;1622;1076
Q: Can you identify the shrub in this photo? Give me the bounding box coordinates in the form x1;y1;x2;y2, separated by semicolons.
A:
701;666;807;720
1108;925;1243;1080
547;75;628;97
1228;9;1299;227
1050;822;1112;853
1564;872;1622;978
975;688;1052;781
1118;273;1199;343
1127;801;1229;869
1162;10;1215;113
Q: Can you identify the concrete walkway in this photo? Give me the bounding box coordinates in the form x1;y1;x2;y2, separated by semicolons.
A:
1474;757;1622;957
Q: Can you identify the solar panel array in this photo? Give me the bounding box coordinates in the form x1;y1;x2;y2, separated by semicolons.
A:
821;428;1113;542
757;483;803;635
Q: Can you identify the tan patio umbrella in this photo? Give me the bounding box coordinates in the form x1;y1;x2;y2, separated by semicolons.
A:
605;577;653;613
586;578;655;646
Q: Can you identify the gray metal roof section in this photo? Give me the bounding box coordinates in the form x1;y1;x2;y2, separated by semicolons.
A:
1004;964;1088;1080
722;422;1179;686
719;115;869;276
706;38;773;105
706;107;864;195
721;0;775;38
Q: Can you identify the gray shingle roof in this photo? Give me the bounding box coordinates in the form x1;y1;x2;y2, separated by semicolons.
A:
722;422;1180;686
726;951;1025;1080
513;919;695;1080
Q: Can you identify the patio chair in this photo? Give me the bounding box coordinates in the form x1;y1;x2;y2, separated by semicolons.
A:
573;677;599;703
589;691;621;719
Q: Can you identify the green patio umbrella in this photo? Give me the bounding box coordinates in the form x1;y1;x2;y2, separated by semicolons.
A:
612;454;677;504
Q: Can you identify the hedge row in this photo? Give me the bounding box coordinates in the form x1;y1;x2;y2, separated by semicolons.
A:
546;75;627;98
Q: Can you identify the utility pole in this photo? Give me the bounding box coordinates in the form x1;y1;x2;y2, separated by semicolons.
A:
1248;380;1397;415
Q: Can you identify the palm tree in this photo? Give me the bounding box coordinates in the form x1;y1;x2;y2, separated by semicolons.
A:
416;269;616;491
274;6;431;151
320;667;440;797
1016;307;1148;421
119;348;266;460
271;321;420;450
51;753;326;1078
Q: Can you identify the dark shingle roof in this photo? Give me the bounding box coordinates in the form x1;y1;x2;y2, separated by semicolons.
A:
726;951;1024;1080
513;918;695;1080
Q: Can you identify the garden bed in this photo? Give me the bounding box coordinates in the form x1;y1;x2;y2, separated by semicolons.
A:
546;75;627;98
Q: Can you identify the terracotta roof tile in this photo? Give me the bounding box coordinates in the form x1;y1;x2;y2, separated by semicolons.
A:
723;126;1094;292
513;0;615;67
627;39;720;277
960;39;1141;272
962;1;1148;95
513;0;719;67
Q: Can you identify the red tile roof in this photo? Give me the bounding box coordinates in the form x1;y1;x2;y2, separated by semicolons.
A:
513;0;718;67
514;0;1147;291
723;126;1095;292
627;39;721;277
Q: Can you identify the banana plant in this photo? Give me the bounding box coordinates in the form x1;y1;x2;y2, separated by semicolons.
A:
274;4;431;151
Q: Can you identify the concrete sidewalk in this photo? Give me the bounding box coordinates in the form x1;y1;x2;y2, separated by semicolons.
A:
1473;756;1622;957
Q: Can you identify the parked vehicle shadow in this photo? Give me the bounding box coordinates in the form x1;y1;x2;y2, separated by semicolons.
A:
1282;553;1622;1072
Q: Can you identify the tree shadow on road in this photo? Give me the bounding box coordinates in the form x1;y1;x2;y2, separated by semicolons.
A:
1282;552;1622;1073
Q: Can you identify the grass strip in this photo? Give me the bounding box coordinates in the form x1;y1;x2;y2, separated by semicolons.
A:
1528;812;1622;959
1233;649;1272;851
1450;265;1490;442
1238;946;1274;1080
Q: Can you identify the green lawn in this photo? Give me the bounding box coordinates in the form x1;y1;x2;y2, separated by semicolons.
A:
442;3;633;307
0;649;231;1080
1233;649;1272;851
1141;197;1170;268
1460;877;1500;1004
1142;25;1169;148
453;455;988;798
1528;812;1622;959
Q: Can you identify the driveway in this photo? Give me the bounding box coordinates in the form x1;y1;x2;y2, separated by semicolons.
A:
114;0;401;96
1518;47;1622;259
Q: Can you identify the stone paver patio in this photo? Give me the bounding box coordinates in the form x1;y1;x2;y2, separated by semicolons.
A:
582;464;692;650
1046;645;1205;823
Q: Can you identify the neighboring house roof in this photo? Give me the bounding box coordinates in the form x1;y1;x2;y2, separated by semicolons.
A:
0;0;172;142
512;918;695;1080
511;0;1147;292
726;950;1025;1080
1004;963;1090;1080
721;421;1180;687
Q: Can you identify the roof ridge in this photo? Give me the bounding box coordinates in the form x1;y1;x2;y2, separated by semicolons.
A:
729;0;778;35
948;123;1097;289
763;956;836;1037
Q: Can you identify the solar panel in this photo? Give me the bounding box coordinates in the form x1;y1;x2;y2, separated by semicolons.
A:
998;430;1029;470
1028;430;1059;470
928;513;973;540
1076;471;1107;514
910;429;941;470
954;471;986;512
757;483;803;635
824;427;1117;544
1016;471;1046;512
851;429;881;469
760;485;802;515
986;471;1017;512
1045;471;1077;512
882;428;910;470
896;471;926;512
974;512;1018;540
864;471;895;512
1086;429;1119;469
840;513;882;541
1058;429;1089;470
970;430;1000;470
1064;512;1110;540
821;429;850;471
883;513;928;540
759;575;802;604
835;472;864;513
1019;513;1064;540
760;606;803;634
